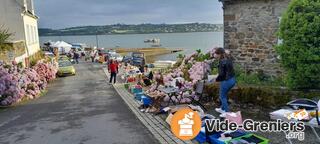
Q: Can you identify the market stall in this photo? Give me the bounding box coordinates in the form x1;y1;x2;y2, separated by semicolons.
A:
121;48;217;113
118;47;270;143
51;41;72;55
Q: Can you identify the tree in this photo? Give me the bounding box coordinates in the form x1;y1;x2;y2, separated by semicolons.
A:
0;26;11;44
276;0;320;89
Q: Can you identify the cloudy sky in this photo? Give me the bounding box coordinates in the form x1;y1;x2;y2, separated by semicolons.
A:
35;0;223;29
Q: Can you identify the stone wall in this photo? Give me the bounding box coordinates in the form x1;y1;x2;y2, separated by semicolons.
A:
222;0;290;76
0;41;27;63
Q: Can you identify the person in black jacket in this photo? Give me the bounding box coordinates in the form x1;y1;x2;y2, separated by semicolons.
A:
214;48;236;117
73;52;80;64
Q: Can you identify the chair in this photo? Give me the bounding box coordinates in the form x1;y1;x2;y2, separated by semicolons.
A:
171;80;208;110
188;80;208;111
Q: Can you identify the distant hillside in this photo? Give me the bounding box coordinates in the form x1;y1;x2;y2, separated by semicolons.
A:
39;23;223;36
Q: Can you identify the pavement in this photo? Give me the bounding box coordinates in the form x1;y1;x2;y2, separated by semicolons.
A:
0;61;157;144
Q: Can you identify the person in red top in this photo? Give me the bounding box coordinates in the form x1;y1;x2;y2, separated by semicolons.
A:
108;59;118;84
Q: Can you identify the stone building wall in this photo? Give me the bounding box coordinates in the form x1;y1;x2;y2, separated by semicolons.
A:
221;0;290;76
0;41;27;63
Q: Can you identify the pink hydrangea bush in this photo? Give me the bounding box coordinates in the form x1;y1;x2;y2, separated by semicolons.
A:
23;68;45;99
33;62;57;82
151;48;217;103
0;63;25;106
0;61;57;106
207;47;217;58
188;62;210;84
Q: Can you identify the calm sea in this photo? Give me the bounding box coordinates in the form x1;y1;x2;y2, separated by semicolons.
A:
39;32;223;61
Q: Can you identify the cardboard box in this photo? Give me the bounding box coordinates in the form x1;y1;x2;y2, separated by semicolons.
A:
166;112;175;125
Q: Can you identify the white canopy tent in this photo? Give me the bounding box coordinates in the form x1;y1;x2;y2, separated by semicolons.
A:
51;41;72;54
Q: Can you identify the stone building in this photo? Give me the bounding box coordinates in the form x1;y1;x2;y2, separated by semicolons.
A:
219;0;290;76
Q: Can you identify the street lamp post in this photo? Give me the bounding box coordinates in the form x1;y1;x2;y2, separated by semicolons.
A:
95;34;99;48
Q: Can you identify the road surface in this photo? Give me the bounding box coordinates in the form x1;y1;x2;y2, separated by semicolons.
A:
0;61;157;144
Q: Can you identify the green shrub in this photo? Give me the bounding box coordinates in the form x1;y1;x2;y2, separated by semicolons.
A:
173;54;185;68
235;64;286;87
193;49;211;62
0;26;11;44
29;51;45;67
177;53;185;59
0;27;12;52
276;0;320;89
210;60;219;75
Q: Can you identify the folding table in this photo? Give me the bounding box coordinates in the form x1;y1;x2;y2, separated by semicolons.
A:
158;86;180;106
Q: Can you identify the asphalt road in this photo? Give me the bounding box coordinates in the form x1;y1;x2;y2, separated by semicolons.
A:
0;61;157;144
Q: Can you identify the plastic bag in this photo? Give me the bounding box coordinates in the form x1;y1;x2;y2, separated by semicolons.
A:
225;111;243;125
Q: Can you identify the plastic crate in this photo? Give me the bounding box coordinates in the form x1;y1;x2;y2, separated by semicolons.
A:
134;92;144;101
130;86;135;93
209;133;225;144
141;95;153;105
195;127;223;144
131;87;142;94
208;130;248;144
227;134;269;144
195;130;207;143
124;83;130;89
135;88;142;93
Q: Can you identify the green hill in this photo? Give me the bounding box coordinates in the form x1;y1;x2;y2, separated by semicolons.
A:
39;23;223;36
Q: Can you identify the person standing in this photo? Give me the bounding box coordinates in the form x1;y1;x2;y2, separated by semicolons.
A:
139;65;144;73
115;60;120;72
214;48;236;117
85;50;90;61
108;59;118;84
81;51;85;59
73;51;80;64
90;50;96;62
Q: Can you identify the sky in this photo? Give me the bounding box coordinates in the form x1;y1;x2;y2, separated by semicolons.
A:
34;0;223;29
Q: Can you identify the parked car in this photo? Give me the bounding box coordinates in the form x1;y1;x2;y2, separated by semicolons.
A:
57;61;76;76
58;55;75;64
44;51;55;57
122;52;133;63
97;48;109;56
58;56;69;61
122;52;145;66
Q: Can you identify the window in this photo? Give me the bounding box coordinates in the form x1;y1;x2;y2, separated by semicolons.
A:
35;27;39;43
31;26;35;44
29;25;33;44
33;26;36;44
26;25;30;45
29;25;32;44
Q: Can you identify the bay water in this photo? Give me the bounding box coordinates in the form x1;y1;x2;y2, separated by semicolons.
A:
40;32;223;61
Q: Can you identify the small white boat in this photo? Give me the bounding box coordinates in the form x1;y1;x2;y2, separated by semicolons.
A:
144;38;160;43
